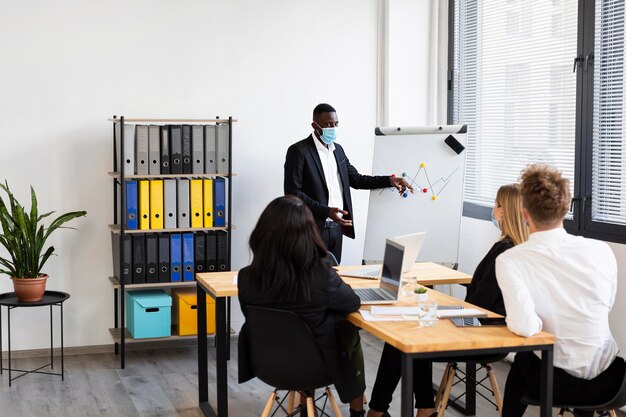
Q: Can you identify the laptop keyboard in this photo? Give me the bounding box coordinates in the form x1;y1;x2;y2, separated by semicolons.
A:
354;288;395;301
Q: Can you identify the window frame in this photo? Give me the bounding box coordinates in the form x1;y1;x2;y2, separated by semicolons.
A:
448;0;626;245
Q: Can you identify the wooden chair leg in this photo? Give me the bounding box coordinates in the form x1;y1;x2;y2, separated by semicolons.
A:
434;363;453;410
437;364;457;417
261;391;277;417
485;363;503;416
608;410;617;417
306;396;316;417
286;391;296;414
325;387;344;417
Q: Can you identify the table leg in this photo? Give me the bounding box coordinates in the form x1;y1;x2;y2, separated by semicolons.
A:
50;305;54;370
401;353;414;417
539;347;553;417
197;285;208;405
7;307;11;387
215;296;228;417
464;362;476;415
61;302;64;381
226;297;231;361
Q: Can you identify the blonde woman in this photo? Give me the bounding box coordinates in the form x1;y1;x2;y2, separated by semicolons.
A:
367;184;528;417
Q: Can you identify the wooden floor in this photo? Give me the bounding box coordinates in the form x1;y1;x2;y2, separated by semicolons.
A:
0;333;623;417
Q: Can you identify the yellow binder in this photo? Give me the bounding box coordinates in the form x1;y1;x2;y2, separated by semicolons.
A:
138;180;150;230
150;180;164;229
203;179;213;228
190;179;204;228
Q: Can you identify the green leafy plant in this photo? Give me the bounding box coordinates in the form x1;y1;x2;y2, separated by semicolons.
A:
414;287;427;294
0;181;86;278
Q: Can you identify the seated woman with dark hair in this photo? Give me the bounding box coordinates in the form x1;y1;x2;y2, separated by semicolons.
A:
367;184;528;417
238;195;367;417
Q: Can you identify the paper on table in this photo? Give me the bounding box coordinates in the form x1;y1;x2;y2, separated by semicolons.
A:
436;308;487;318
359;309;420;322
232;275;238;284
370;306;420;316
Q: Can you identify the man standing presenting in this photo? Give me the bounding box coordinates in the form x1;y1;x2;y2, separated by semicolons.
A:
496;164;623;417
284;103;412;263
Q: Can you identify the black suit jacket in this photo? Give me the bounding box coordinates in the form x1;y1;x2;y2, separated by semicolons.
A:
284;135;390;238
465;237;514;316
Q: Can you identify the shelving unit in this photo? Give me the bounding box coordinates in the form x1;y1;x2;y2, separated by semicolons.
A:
109;116;235;368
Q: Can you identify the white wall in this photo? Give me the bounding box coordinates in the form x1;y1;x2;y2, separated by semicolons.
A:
0;0;379;350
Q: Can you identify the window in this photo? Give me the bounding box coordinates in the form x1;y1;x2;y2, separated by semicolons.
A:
450;0;626;243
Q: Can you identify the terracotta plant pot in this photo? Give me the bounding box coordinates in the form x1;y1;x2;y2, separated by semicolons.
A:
11;274;48;302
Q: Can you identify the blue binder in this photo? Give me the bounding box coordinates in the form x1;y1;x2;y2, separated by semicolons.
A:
125;181;138;230
170;234;182;282
213;178;226;227
182;233;195;281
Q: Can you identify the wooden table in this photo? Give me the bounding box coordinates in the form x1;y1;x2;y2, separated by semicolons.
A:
195;264;555;417
350;289;556;417
337;261;472;288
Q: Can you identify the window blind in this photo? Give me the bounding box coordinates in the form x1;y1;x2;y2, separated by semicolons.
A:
452;0;578;206
592;0;626;226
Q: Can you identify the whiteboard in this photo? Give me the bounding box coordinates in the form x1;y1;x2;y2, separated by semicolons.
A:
363;126;467;265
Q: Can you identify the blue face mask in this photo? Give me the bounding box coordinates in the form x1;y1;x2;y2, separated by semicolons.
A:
491;209;500;229
316;123;337;144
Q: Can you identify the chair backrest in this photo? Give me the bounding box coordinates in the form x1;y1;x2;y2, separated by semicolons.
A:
602;359;626;410
243;306;333;391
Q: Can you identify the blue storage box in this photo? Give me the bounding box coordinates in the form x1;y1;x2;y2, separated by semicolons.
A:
126;290;172;339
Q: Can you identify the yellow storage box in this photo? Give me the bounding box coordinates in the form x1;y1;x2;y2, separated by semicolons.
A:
172;288;216;335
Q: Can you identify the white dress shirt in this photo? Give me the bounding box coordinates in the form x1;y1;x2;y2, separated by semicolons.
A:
495;227;618;379
312;132;344;216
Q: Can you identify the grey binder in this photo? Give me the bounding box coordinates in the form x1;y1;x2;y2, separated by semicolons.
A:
192;125;204;174
170;125;183;174
216;124;229;173
115;123;135;175
164;179;177;229
135;125;149;175
148;125;161;175
204;125;217;174
177;178;190;228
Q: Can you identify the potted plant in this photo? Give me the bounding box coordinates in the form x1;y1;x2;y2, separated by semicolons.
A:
413;286;428;303
0;181;86;302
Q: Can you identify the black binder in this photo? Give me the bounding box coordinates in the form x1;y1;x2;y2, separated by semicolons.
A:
216;230;229;271
194;232;206;274
170;125;183;174
158;233;170;283
132;234;146;284
160;125;170;174
111;232;132;285
182;125;192;174
206;231;217;272
145;234;158;283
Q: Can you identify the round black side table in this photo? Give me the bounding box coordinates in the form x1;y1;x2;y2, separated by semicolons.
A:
0;291;70;386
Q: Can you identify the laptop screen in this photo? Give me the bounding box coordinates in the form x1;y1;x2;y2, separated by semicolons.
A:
380;239;405;294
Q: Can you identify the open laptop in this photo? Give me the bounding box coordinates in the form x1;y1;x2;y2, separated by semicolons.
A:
352;239;404;305
341;232;426;279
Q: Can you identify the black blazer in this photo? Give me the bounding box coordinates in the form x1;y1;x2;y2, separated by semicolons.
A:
237;260;360;386
284;135;390;238
465;237;515;316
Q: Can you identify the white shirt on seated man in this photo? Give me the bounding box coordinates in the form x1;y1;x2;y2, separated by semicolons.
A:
494;164;622;417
